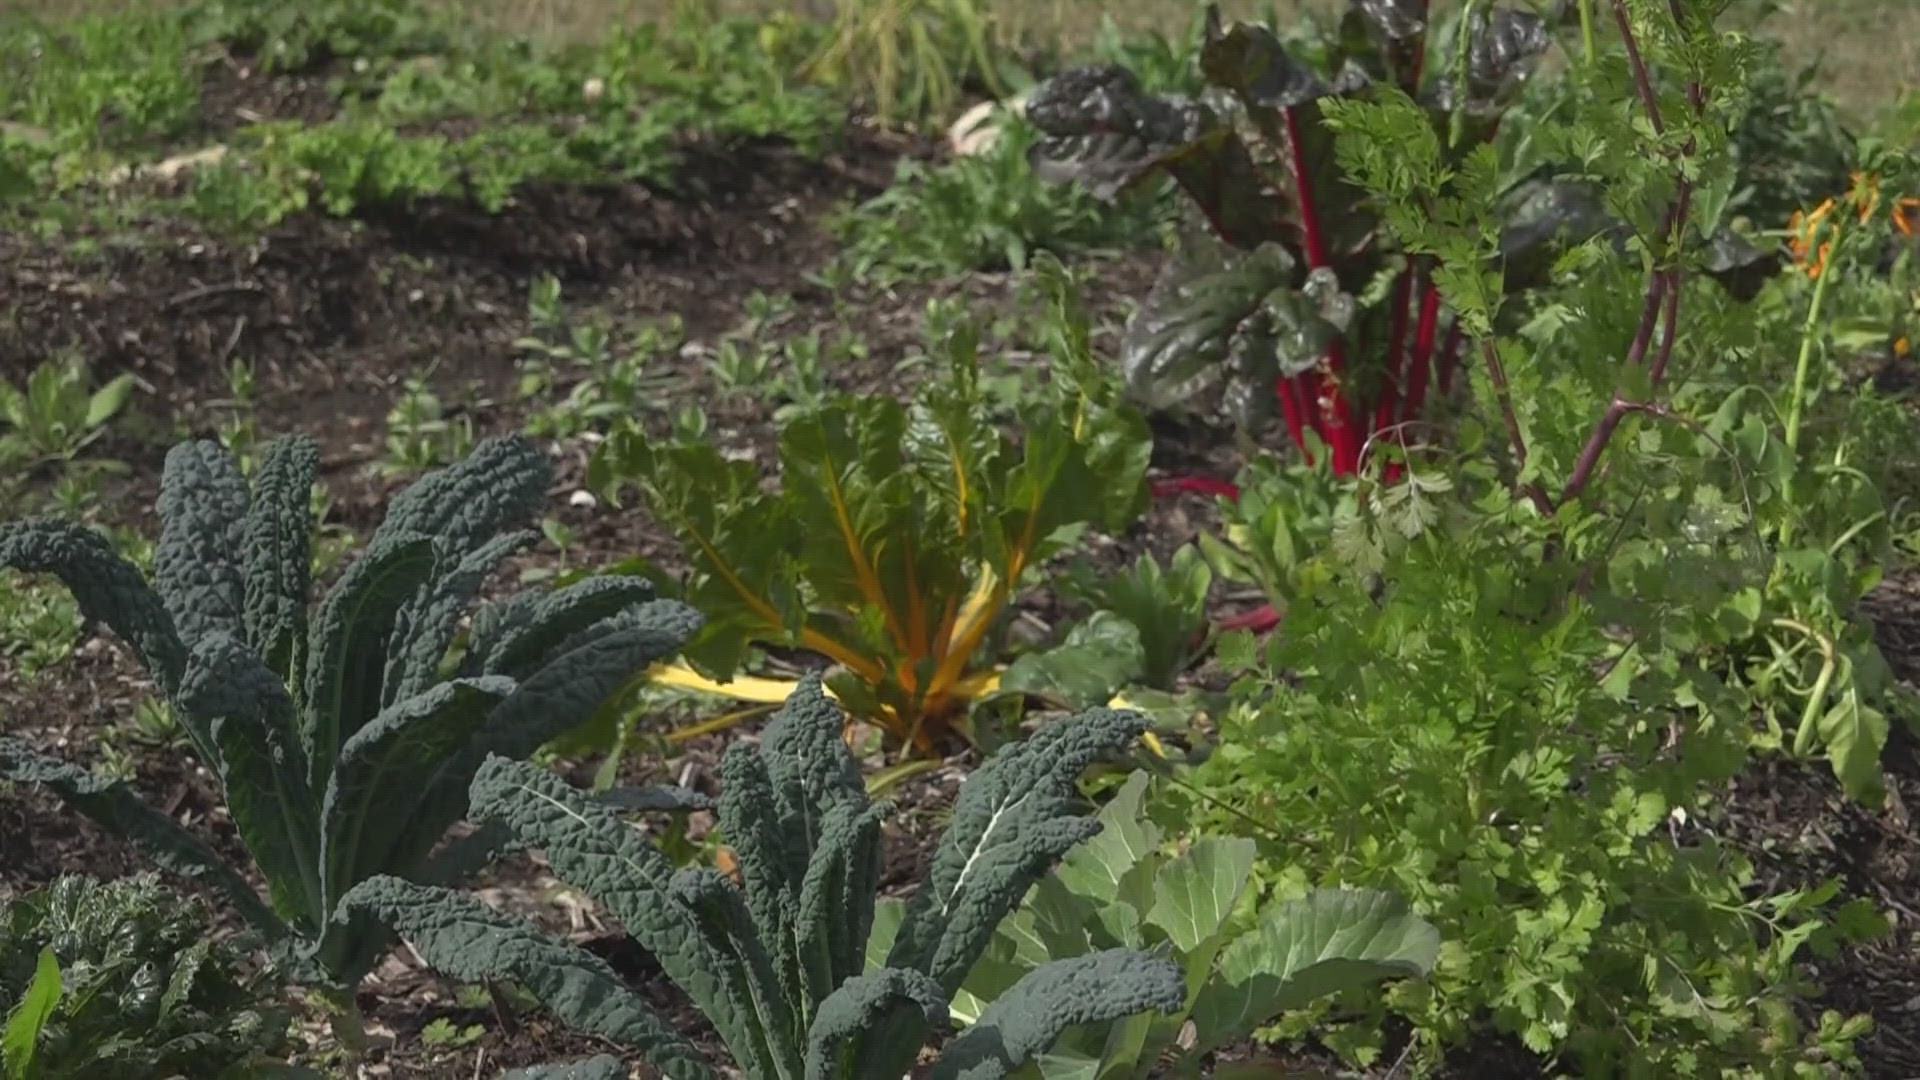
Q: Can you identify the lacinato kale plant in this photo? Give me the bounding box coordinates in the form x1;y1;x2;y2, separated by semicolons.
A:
344;678;1188;1080
0;434;702;1020
0;873;298;1080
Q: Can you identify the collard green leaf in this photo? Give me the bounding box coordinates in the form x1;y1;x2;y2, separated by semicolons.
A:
241;436;319;687
155;440;250;654
0;520;188;700
0;739;285;940
1003;612;1148;711
890;707;1151;993
1190;889;1439;1055
340;875;715;1080
928;950;1186;1080
802;967;947;1080
178;632;321;933
300;532;438;792
1145;837;1257;955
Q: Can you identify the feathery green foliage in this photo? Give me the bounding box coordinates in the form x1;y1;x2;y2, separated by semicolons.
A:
344;678;1188;1079
0;874;297;1080
0;434;702;990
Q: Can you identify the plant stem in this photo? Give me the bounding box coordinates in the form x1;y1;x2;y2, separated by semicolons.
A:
1774;618;1839;756
1480;339;1555;515
1785;247;1838;452
1578;0;1597;63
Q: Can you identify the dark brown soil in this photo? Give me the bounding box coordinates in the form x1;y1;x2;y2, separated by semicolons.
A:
2;64;1919;1080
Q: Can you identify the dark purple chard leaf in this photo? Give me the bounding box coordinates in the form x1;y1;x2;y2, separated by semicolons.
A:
1428;7;1552;122
1700;229;1780;302
1496;177;1781;300
1124;237;1352;424
1497;178;1620;293
1340;0;1430;90
1198;13;1377;268
1025;65;1284;246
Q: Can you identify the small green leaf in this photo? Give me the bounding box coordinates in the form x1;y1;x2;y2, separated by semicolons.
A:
84;373;135;429
1003;612;1149;711
3;947;62;1080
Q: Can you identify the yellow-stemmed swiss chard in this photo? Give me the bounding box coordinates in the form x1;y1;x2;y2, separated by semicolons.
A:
590;317;1151;755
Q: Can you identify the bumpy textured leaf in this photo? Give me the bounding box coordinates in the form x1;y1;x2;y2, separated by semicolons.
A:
371;434;550;558
178;632;320;934
666;868;798;1077
241;436;319;686
319;677;515;923
0;739;284;939
154;440;250;654
501;1057;628;1080
0;521;187;699
1191;889;1440;1055
341;876;714;1080
889;708;1152;993
1429;8;1552;118
1025;65;1283;246
464;756;766;1071
384;530;539;706
1122;240;1351;420
299;532;438;792
928;951;1186;1080
802;967;947;1080
472;574;661;681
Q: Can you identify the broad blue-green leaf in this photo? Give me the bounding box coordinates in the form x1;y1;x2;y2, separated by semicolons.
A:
929;950;1186;1080
384;530;539;706
341;875;715;1080
475;574;661;679
1190;889;1439;1056
1052;771;1161;902
372;433;550;559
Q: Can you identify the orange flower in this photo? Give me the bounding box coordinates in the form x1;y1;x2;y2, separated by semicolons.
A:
1849;171;1882;223
1790;198;1837;278
1895;197;1920;238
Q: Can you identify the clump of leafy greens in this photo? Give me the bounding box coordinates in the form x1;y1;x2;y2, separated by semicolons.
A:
588;292;1151;756
343;677;1188;1080
947;770;1441;1077
0;434;702;1002
1023;1;1772;479
0;873;297;1080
